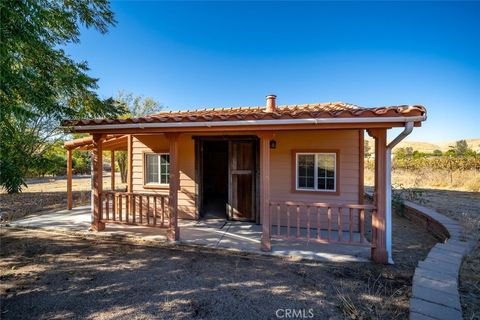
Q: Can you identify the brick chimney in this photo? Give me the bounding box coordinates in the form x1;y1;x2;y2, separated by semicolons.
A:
265;94;276;112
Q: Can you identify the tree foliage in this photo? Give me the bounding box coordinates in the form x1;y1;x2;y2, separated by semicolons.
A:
0;0;125;193
449;140;474;156
364;140;371;158
114;91;164;183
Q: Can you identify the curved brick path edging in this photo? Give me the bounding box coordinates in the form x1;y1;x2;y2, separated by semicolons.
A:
405;201;476;320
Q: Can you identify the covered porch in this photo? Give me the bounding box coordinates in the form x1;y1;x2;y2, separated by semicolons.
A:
63;96;426;264
64;128;389;263
13;204;370;262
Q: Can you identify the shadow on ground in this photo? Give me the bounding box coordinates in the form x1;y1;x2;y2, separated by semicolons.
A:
0;212;437;320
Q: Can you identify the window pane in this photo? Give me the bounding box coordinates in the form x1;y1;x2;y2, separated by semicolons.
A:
145;154;159;184
318;178;326;190
297;154;315;189
326;178;335;190
318;167;326;178
317;154;336;190
160;154;170;184
306;177;314;188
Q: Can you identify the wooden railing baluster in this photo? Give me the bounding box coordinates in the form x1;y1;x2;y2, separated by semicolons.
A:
132;194;136;223
125;194;129;223
277;204;280;236
349;208;353;243
287;205;290;239
306;206;311;240
154;196;157;226
328;207;332;241
296;205;300;238
106;193;109;220
316;207;320;240
146;196;150;225
113;194;116;221
161;196;165;227
139;195;143;224
338;207;342;242
360;209;365;243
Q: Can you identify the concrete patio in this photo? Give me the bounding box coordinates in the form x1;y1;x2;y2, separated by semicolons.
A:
10;205;370;262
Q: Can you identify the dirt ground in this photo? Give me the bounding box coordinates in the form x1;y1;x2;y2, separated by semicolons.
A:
416;189;480;320
0;175;125;221
397;188;480;320
0;211;437;320
388;187;480;320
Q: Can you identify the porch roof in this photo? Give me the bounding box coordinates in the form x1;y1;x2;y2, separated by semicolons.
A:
64;134;127;151
62;102;427;131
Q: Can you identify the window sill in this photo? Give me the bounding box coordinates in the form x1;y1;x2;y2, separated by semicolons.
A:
143;184;169;190
291;188;340;196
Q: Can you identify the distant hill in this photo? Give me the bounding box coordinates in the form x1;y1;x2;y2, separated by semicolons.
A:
365;138;480;153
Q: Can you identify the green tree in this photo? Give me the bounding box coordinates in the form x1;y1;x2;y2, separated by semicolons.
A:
364;140;371;158
114;91;164;183
0;0;125;193
405;147;414;157
432;149;443;156
394;147;407;159
449;140;473;156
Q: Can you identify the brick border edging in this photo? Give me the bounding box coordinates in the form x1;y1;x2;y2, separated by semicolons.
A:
404;201;475;320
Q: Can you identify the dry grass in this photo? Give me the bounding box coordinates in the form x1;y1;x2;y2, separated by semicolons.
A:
460;243;480;320
0;220;435;320
366;166;480;318
336;274;407;320
0;174;126;222
365;168;480;192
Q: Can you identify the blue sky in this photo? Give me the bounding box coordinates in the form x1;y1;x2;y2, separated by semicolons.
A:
66;1;480;142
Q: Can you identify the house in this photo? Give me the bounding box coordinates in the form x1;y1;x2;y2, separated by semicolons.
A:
63;95;427;263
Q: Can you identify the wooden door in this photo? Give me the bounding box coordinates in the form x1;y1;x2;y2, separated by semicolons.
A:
228;140;256;221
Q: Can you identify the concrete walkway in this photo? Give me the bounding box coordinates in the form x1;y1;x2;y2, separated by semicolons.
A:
10;205;369;263
407;201;476;320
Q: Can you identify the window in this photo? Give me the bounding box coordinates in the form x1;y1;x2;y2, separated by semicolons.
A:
145;153;170;185
296;152;337;192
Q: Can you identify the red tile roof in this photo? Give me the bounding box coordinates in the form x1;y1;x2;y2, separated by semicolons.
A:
62;102;426;127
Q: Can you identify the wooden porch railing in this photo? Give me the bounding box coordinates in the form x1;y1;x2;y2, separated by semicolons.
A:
269;201;375;247
101;191;170;228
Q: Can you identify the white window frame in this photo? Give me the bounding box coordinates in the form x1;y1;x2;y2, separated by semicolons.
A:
295;152;337;192
144;153;170;186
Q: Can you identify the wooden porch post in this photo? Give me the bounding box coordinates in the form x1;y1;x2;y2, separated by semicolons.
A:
110;150;115;191
127;135;133;193
166;133;180;241
368;128;388;263
67;148;73;210
258;131;274;252
92;134;105;231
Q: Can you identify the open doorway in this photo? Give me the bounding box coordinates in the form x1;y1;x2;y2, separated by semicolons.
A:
201;140;229;219
196;137;258;222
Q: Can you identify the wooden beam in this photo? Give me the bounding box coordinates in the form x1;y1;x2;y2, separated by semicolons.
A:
165;132;180;241
127;135;133;193
91;134;105;231
258;131;274;252
369;128;388;263
67;148;73;210
111;150;115;191
358;130;364;204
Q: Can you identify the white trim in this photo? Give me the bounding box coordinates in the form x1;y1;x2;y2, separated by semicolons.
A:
70;115;427;131
144;152;170;186
295;152;337;192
